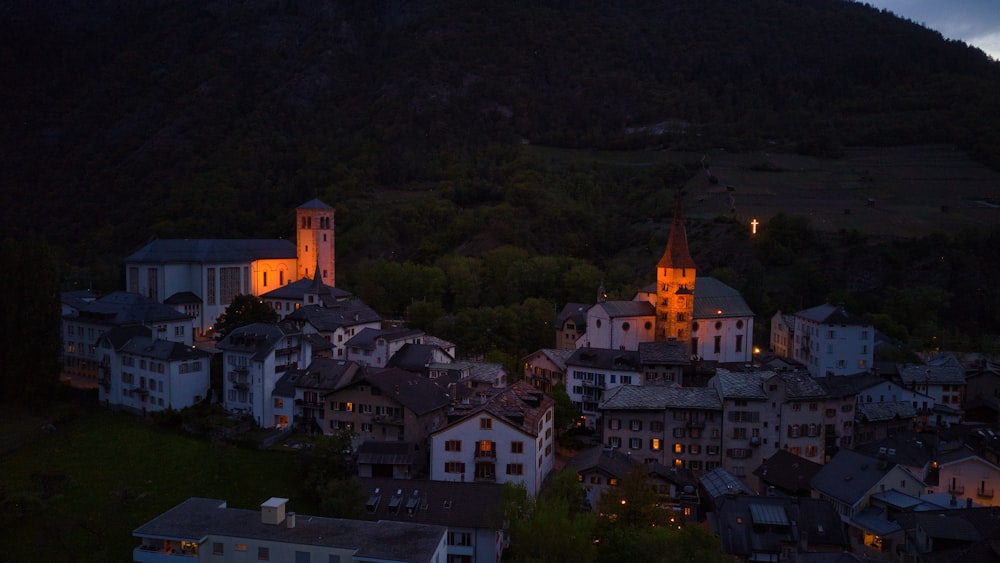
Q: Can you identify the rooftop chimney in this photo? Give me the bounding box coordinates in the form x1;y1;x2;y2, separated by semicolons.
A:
261;497;289;525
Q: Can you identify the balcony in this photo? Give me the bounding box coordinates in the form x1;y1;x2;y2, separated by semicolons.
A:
977;487;994;499
133;542;198;562
295;398;324;408
373;414;403;426
687;420;705;429
948;484;965;495
474;449;497;461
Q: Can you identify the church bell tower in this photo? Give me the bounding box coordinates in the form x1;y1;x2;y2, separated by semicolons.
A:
655;197;697;343
296;199;335;286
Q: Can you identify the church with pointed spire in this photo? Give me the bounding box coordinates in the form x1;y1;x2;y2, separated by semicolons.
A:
124;199;338;336
562;197;755;365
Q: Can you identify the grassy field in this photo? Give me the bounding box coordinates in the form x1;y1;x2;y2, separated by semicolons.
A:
527;143;1000;238
0;405;318;563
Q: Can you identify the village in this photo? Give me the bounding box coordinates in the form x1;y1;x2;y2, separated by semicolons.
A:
55;197;1000;562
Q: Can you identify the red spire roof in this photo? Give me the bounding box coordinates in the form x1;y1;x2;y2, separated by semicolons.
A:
657;198;697;269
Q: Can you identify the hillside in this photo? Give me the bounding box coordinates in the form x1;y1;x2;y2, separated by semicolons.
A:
2;0;999;290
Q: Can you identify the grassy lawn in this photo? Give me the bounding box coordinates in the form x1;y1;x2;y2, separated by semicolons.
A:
0;405;318;563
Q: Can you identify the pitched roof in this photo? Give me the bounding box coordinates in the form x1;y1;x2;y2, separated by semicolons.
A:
772;371;828;400
691;277;755;318
793;303;870;326
97;325;152;350
898;355;967;386
438;381;553;438
356;441;415;466
555;303;590;330
345;327;425;350
286;301;382;332
216;321;301;361
365;368;452;416
119;336;213;362
524;348;575;372
132;497;445;561
386;343;439;372
565;445;641;479
68;291;191;327
566;348;641;372
657;199;697;270
297;198;333;210
753;450;823;494
260;277;351;302
599;384;722;411
294;358;365;392
712;368;768;400
856;400;917;422
163;291;202;305
810;449;900;505
593;300;655;318
126;239;296;263
360;477;504;531
638;340;691;366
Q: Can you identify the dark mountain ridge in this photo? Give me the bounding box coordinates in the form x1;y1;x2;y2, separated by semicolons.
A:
2;0;999;288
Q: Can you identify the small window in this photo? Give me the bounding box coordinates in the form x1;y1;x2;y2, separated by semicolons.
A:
258;547;270;561
213;543;224;555
480;418;492;430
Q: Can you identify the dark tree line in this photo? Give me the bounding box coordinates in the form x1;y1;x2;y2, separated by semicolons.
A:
0;237;62;403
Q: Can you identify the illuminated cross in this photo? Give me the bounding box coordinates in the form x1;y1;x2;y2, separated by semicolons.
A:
750;218;759;235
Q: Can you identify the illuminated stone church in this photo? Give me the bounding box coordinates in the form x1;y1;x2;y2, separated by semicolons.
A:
124;199;336;335
563;200;755;364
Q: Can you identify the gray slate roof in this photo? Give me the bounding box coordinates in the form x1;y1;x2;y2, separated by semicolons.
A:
260;277;351;302
898;354;967;386
133;497;445;562
126;239;296;263
294;359;365;392
773;371;828;400
119;336;213;362
68;291;191;327
600;385;722;411
712;368;768;400
566;445;641;478
287;301;382;332
298;198;333;210
566;348;641;371
690;277;755;318
365;368;452;416
810;449;899;505
345;328;425;351
555;303;590;330
360;477;504;531
793;303;870;326
594;300;654;318
216;321;301;362
638;340;691;366
856;400;917;422
525;348;575;372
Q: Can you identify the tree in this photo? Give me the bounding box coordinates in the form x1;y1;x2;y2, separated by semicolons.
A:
213;294;278;337
502;470;596;563
592;467;723;563
299;432;365;518
548;382;583;433
0;236;62;404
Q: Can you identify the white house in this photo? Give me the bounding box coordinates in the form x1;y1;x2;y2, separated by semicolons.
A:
430;381;555;496
286;300;383;359
565;348;642;426
217;321;319;427
345;328;427;369
772;304;874;377
124;199;336;335
936;447;1000;507
62;291;193;389
98;333;212;414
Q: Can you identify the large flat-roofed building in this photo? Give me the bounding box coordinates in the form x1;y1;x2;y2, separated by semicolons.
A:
132;497;447;563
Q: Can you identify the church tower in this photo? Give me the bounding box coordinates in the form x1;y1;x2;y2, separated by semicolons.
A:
655;197;697;343
296;199;335;286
